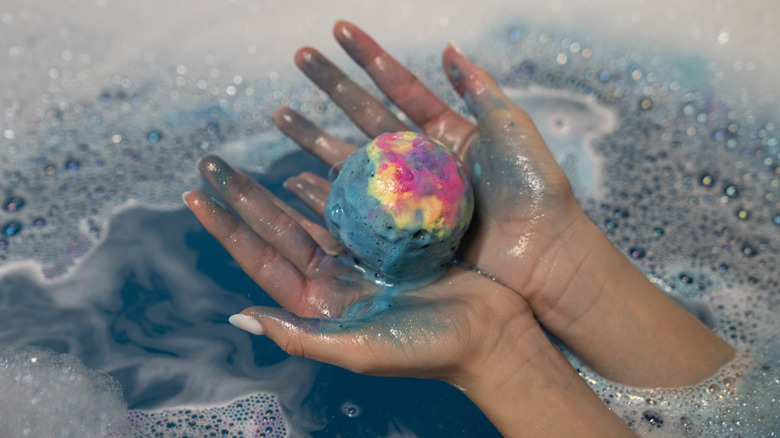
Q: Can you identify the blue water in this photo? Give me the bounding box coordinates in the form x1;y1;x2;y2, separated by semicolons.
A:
1;2;779;436
115;154;498;435
0;150;501;436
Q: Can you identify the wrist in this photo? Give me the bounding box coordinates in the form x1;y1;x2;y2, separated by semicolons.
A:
528;212;735;387
452;323;634;437
521;207;609;327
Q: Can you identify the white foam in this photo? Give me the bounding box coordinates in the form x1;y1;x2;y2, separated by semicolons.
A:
0;346;127;438
2;1;777;114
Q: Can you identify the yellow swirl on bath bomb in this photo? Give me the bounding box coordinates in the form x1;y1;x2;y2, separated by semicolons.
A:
366;132;471;237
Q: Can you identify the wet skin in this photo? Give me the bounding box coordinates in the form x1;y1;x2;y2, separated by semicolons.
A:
185;156;633;437
185;20;734;437
272;21;734;388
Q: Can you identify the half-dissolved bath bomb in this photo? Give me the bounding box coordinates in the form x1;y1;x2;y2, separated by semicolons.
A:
325;131;473;284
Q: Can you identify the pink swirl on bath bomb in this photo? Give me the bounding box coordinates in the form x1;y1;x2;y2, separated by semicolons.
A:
366;131;472;237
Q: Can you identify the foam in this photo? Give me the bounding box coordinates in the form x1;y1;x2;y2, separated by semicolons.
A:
127;393;288;438
0;346;127;438
0;345;297;438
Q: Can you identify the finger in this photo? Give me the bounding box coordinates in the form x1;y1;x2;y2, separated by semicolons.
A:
283;172;330;218
442;45;536;128
248;172;341;255
283;173;340;254
441;47;573;204
274;107;356;166
303;226;342;256
282;173;341;254
442;45;556;157
198;155;324;277
295;47;409;137
232;307;394;375
334;20;476;154
183;190;309;309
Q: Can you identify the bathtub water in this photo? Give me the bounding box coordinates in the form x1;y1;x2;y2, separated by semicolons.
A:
1;0;779;436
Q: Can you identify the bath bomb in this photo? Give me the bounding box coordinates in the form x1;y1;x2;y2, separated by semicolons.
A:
325;131;473;283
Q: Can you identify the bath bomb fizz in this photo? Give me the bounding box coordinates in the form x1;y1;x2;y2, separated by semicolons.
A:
325;131;474;283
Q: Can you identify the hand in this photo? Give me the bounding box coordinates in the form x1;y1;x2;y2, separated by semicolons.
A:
183;156;633;437
184;155;531;379
274;21;590;331
275;21;733;387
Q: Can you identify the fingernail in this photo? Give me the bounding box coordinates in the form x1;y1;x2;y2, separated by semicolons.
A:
296;48;323;72
229;313;265;336
181;191;192;207
448;43;464;55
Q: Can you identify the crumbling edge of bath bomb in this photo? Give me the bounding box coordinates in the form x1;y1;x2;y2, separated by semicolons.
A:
324;131;474;284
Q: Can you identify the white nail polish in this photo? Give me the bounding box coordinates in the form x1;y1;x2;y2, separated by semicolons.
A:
181;191;192;206
229;314;265;336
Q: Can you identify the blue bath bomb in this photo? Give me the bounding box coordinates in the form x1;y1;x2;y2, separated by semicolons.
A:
324;132;473;284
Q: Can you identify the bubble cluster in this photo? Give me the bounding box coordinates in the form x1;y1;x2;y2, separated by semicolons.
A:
127;394;287;438
0;55;318;278
578;349;780;436
0;346;127;438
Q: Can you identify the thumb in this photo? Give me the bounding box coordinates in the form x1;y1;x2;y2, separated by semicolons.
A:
442;45;530;123
228;307;378;373
441;45;553;165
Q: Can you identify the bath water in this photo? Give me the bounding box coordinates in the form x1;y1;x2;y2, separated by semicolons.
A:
0;0;778;436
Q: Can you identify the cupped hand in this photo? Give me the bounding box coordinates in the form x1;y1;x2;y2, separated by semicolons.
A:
276;21;593;328
182;156;636;436
183;155;540;381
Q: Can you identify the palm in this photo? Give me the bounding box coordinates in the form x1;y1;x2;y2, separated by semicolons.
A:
277;22;582;296
185;154;534;378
